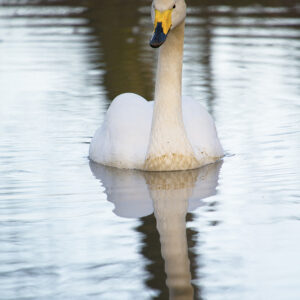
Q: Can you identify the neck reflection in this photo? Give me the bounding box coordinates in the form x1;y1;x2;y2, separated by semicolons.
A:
145;170;197;299
90;161;222;299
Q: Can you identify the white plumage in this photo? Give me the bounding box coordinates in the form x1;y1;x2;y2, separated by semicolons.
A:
89;93;223;170
89;0;223;171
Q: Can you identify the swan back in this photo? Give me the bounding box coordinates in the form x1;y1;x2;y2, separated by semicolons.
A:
89;93;153;169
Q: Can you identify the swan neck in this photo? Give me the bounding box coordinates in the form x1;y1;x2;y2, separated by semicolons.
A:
144;22;199;171
155;22;185;103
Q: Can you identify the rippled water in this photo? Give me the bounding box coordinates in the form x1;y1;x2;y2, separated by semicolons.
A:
0;0;299;299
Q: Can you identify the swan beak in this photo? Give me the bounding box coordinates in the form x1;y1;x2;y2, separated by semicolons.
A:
150;9;172;48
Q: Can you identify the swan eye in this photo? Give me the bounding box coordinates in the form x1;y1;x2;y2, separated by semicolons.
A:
173;5;176;9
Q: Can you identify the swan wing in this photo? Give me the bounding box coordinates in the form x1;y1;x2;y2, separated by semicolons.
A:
89;93;153;169
182;96;224;161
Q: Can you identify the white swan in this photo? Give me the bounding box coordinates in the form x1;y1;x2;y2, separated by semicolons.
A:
89;0;223;171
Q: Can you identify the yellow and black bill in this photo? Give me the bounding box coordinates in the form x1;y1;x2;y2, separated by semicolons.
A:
150;9;172;48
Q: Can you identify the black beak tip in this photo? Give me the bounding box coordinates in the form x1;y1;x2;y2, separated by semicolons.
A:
150;22;168;49
149;34;167;48
150;41;163;48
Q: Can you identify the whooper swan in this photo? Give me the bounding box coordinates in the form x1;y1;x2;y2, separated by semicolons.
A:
89;0;224;171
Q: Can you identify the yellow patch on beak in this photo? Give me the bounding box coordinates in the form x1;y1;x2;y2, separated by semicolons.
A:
154;9;172;35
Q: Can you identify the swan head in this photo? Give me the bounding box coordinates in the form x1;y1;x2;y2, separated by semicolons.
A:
150;0;186;48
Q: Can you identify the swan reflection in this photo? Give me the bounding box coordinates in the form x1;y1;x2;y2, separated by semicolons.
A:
90;161;222;299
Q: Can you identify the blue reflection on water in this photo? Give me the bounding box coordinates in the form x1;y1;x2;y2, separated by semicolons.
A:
0;0;299;299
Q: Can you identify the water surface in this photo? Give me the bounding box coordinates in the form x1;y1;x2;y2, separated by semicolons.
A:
0;0;300;299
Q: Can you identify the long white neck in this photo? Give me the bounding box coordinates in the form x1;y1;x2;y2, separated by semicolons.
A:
144;22;199;171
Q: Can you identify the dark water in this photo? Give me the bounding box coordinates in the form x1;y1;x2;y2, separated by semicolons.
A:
0;0;300;299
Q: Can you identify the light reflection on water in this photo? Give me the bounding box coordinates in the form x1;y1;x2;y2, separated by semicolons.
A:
90;161;223;300
0;0;299;299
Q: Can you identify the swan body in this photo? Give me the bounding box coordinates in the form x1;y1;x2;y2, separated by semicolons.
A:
89;93;223;170
89;0;223;171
